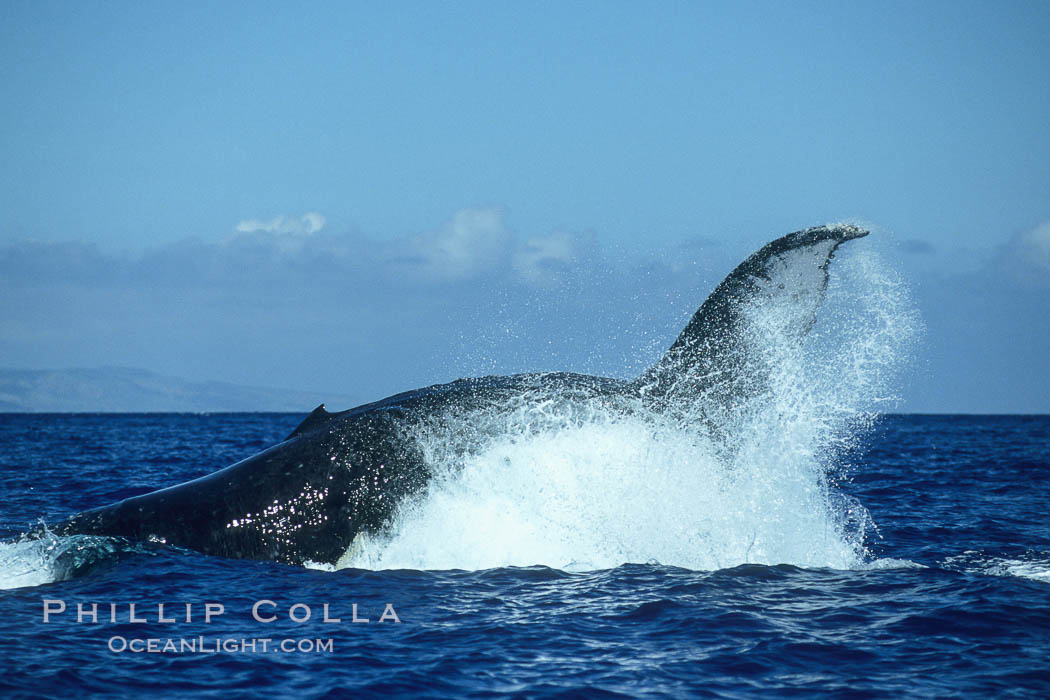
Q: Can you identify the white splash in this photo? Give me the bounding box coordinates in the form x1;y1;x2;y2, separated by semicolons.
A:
0;529;123;590
340;247;921;572
0;537;62;590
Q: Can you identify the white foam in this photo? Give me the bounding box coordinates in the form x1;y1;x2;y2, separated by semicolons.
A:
0;528;132;590
858;558;926;570
0;538;62;590
945;551;1050;583
1000;561;1050;583
0;530;80;590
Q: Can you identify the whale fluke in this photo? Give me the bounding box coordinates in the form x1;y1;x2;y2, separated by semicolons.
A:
632;224;869;407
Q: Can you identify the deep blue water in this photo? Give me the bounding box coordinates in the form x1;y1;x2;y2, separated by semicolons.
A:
1;413;1049;697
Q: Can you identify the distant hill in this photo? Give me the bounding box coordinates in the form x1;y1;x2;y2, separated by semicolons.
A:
0;367;359;413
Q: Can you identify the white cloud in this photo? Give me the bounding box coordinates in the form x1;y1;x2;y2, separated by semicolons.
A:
1017;221;1050;269
512;232;577;283
235;212;326;236
403;207;512;279
994;219;1050;286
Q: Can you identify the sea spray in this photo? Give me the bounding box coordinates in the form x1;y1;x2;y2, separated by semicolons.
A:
340;246;921;572
0;530;132;590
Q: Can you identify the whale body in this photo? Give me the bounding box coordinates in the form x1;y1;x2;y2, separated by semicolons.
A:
49;225;868;566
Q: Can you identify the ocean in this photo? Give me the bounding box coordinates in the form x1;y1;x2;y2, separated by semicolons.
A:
1;412;1048;697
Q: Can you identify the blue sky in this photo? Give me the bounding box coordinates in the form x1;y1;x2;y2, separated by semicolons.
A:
1;2;1048;412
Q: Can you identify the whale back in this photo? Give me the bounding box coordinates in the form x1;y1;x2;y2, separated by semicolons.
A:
49;371;630;565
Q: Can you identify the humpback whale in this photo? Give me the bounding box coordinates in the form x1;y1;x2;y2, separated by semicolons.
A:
46;225;868;566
